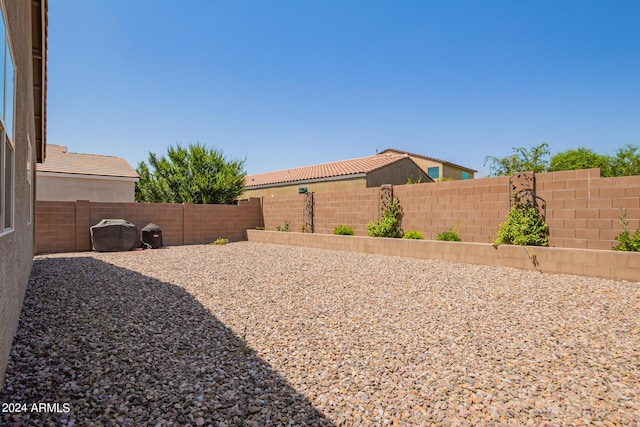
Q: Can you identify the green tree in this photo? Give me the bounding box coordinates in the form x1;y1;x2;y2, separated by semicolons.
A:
610;144;640;177
135;143;246;204
549;147;613;176
484;143;550;176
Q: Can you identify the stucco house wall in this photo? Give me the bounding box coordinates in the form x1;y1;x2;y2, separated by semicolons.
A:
1;0;45;383
366;157;429;187
243;176;366;198
36;174;136;202
381;148;476;180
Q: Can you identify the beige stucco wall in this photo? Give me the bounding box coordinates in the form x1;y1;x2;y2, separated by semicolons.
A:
382;150;474;180
1;0;38;383
366;158;431;187
243;176;367;198
442;164;474;180
36;174;137;202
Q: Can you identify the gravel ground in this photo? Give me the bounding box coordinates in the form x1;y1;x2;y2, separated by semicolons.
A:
1;242;639;426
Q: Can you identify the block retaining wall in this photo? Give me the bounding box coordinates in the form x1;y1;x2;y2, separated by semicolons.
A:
247;230;640;282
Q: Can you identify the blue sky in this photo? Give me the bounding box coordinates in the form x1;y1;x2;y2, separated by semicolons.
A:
48;1;640;176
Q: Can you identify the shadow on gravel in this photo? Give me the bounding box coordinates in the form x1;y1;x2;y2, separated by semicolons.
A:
1;257;333;427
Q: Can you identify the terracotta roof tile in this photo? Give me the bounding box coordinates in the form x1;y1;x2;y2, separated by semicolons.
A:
37;145;139;179
245;153;411;187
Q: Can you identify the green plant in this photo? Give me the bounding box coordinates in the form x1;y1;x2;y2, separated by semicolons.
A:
613;209;640;251
333;224;355;235
493;203;549;246
255;226;265;230
367;197;402;238
212;238;229;245
436;230;461;241
275;221;290;232
406;175;423;185
135;143;246;204
239;325;253;355
402;230;424;239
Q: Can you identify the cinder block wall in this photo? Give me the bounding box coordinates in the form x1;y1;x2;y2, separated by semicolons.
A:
262;169;640;250
35;198;263;254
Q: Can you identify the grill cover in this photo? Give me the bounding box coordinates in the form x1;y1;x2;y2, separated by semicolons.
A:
141;223;163;249
90;219;138;252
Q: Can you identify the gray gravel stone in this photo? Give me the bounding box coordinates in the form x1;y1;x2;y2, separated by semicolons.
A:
1;242;639;426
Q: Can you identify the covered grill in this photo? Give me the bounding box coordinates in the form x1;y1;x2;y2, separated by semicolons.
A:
90;219;138;252
141;223;163;249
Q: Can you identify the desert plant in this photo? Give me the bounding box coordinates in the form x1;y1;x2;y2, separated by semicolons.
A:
333;224;355;235
402;230;424;239
613;209;640;251
367;197;402;238
436;230;461;241
212;238;229;245
275;221;291;232
493;203;549;246
239;325;253;355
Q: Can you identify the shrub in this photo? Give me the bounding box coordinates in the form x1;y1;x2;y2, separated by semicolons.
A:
333;224;355;235
613;209;640;251
402;230;424;239
493;203;549;246
436;230;461;241
367;198;402;238
212;238;229;245
275;221;290;232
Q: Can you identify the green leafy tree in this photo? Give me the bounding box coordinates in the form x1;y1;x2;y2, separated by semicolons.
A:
610;144;640;177
135;143;246;204
549;147;613;176
484;143;550;176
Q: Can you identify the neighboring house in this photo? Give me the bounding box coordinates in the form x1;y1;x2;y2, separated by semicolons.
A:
1;0;47;383
243;153;432;197
36;144;139;202
379;148;476;181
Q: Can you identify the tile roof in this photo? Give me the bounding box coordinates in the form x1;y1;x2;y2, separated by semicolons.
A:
379;148;477;172
245;153;412;187
37;145;139;179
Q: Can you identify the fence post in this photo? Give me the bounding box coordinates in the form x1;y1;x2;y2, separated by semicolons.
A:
75;200;91;251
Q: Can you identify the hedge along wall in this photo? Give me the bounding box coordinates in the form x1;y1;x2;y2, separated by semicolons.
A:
261;168;640;251
36;198;263;254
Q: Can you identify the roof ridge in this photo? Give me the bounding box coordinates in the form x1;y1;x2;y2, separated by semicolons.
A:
247;153;404;177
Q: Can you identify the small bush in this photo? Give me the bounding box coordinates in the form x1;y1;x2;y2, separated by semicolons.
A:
436;230;461;241
494;203;548;246
367;198;402;238
212;238;229;245
333;224;355;235
613;209;640;251
402;230;424;239
275;221;291;232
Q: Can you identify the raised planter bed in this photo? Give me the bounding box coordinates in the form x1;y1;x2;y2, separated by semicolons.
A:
246;230;640;282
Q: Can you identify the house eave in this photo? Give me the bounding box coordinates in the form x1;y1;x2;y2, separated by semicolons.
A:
32;0;47;163
36;171;139;182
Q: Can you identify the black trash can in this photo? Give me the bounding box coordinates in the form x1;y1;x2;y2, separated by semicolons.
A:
141;223;163;249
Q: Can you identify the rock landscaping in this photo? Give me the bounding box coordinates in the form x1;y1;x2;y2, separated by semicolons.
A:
1;242;639;426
